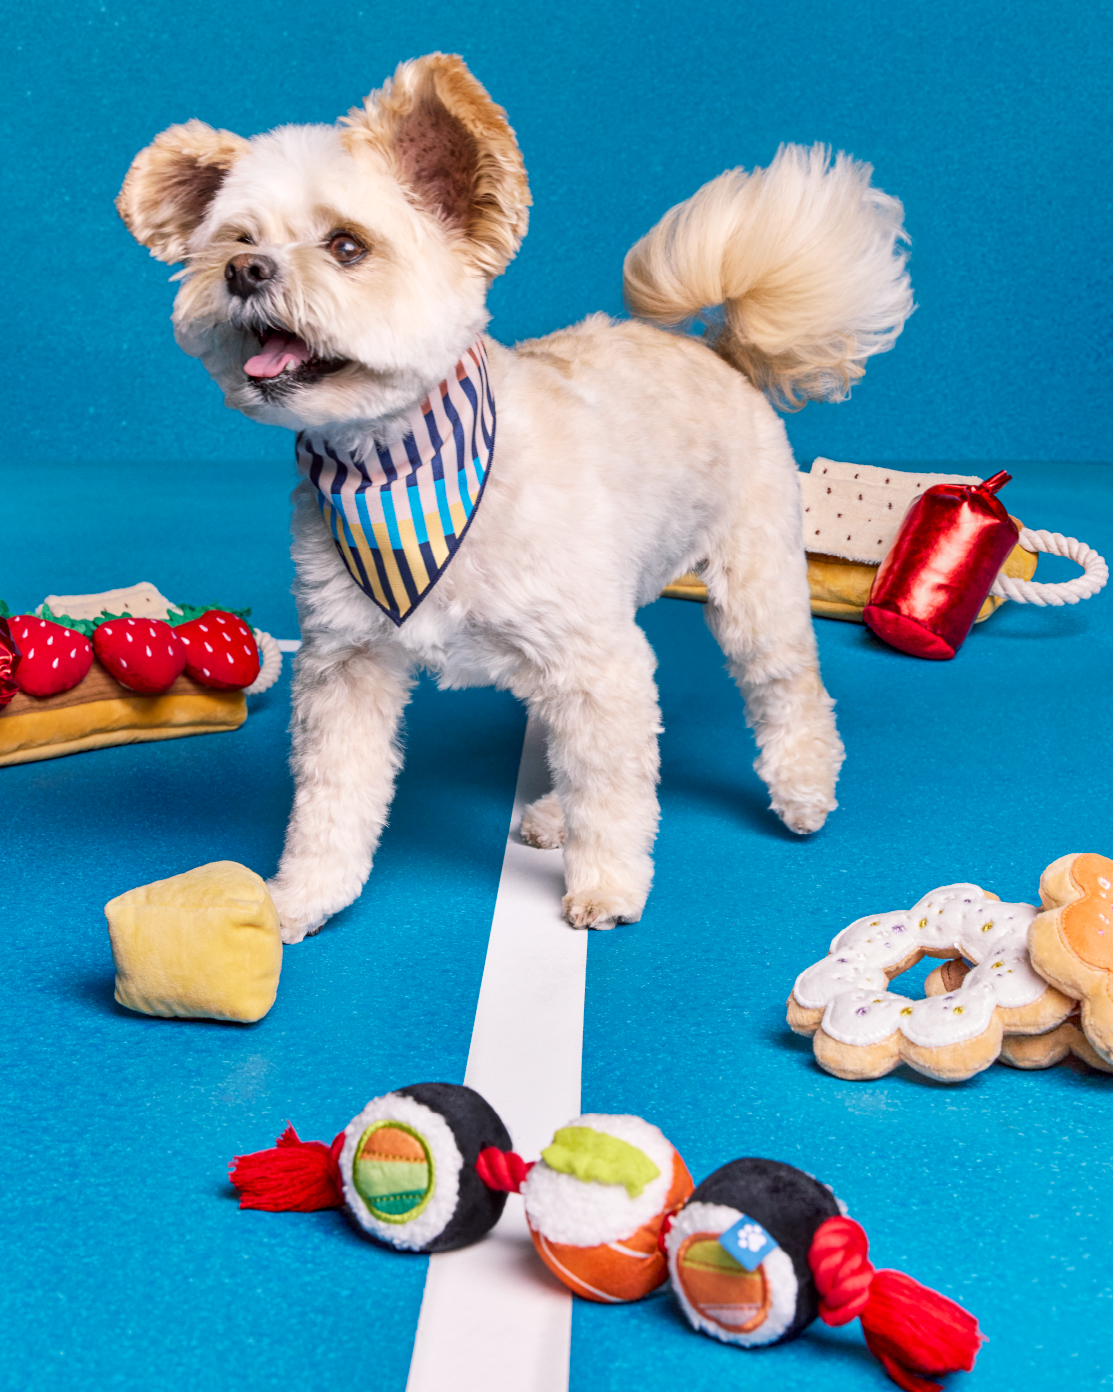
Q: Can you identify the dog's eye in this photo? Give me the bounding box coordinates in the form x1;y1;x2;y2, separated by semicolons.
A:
327;231;366;265
235;233;255;245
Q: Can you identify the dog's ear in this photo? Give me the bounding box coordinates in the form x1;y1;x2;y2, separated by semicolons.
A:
342;54;530;279
116;120;249;263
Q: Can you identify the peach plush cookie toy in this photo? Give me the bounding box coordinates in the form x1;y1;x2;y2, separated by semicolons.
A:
1027;854;1113;1068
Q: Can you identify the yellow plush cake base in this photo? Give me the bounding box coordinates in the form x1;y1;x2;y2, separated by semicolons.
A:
663;517;1038;622
106;861;282;1023
0;664;245;766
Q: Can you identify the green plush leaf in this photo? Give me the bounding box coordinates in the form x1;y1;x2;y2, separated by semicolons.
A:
541;1127;661;1198
38;604;99;638
0;599;10;619
166;602;252;626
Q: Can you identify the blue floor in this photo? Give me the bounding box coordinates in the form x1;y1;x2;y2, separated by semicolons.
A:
3;458;1111;1390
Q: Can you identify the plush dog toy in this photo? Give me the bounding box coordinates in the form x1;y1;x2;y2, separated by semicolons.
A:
665;460;1107;657
666;1158;983;1392
117;54;916;939
1028;853;1113;1067
230;1103;983;1389
516;1113;693;1302
106;861;283;1023
0;583;281;765
230;1083;516;1251
788;865;1113;1080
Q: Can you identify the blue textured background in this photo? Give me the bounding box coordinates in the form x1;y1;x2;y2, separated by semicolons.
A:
4;0;1112;462
3;2;1112;1390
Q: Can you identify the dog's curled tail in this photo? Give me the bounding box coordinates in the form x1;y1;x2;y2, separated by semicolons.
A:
623;144;913;408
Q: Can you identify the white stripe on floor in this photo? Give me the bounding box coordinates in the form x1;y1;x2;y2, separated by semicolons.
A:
405;714;585;1392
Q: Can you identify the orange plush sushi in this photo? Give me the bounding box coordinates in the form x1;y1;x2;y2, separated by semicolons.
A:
521;1114;693;1302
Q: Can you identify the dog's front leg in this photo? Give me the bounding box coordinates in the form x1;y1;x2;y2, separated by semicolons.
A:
524;630;662;929
269;640;414;942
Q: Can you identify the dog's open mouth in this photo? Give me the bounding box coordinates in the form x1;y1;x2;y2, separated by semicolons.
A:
244;327;348;389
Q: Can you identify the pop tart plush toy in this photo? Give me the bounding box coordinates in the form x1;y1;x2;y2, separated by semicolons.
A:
117;52;914;940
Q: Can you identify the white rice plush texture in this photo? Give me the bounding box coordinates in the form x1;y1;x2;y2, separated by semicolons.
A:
666;1201;799;1348
522;1113;677;1247
339;1091;461;1252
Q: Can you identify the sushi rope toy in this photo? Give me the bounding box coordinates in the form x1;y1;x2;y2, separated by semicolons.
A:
665;1158;983;1392
231;1105;983;1387
231;1082;518;1252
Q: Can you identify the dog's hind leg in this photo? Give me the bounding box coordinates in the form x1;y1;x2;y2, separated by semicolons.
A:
518;625;662;928
520;791;566;849
268;641;414;943
703;466;845;835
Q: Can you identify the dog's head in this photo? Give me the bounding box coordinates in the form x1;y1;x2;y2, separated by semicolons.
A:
117;55;530;431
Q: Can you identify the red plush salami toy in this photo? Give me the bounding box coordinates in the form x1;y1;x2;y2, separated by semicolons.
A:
863;471;1019;660
0;618;20;707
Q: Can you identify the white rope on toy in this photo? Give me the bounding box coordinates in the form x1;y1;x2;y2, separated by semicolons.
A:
243;629;283;695
990;529;1109;606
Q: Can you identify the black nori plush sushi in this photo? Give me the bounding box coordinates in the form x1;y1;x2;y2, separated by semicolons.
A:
230;1081;513;1254
666;1157;841;1346
666;1157;984;1391
339;1082;513;1252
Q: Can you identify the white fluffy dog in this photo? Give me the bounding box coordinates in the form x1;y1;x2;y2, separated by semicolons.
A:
117;54;912;940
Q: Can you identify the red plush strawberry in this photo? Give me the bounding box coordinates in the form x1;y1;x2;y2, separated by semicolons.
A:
93;617;187;693
175;610;260;689
10;615;94;696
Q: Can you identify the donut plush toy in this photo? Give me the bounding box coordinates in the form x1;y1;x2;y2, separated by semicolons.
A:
789;865;1113;1081
788;882;1076;1081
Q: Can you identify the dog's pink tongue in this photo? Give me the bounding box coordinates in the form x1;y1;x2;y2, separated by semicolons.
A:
244;333;311;379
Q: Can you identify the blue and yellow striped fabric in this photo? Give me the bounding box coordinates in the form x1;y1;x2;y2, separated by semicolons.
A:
298;340;495;625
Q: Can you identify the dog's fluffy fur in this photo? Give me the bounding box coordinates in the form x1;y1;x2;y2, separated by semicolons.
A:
118;54;912;940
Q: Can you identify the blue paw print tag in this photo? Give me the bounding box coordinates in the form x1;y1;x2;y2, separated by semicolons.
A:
719;1215;779;1271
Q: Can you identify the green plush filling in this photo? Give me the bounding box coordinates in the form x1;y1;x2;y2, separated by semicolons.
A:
365;1189;428;1216
351;1121;436;1225
541;1127;661;1198
682;1239;747;1274
354;1158;430;1199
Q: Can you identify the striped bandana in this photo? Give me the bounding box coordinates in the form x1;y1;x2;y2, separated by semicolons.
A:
297;339;495;625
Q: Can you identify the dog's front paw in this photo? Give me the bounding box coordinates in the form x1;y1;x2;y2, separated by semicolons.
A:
562;887;645;930
772;791;837;836
756;711;844;836
267;879;330;944
520;793;566;849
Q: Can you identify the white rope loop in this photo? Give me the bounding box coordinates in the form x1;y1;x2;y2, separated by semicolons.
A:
243;629;283;694
990;529;1109;607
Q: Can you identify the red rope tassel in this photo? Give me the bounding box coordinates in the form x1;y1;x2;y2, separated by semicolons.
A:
229;1125;346;1212
809;1217;984;1392
475;1146;533;1193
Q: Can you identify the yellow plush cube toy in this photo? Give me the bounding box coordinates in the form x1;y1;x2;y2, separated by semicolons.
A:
106;861;282;1023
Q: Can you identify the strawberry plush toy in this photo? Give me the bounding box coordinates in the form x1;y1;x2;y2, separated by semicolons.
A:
7;615;95;696
93;617;187;693
175;610;261;689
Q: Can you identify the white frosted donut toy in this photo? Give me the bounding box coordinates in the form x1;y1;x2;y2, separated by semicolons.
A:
787;884;1075;1081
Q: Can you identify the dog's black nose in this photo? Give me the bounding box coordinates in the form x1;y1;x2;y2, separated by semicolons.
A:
224;253;278;299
